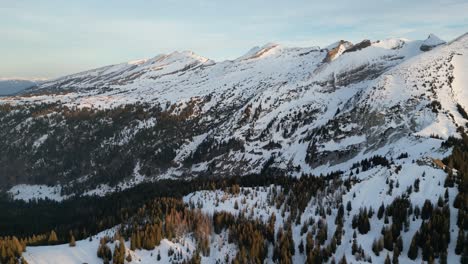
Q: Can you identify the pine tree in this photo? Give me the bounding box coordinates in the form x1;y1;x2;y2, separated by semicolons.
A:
1;244;7;261
440;251;448;264
384;253;391;264
421;200;433;220
113;243;122;264
130;233;136;250
298;240;304;254
392;243;400;264
346;201;352;213
372;239;380;256
384;228;393;251
437;196;444;207
407;234;418;260
396;236;403;253
69;234;76;247
422;240;433;261
456;229;465;255
112;239;126;264
377;203;385;220
190;250;201;264
351;237;358;255
338;255;347;264
48;230;58;245
136;231;142;249
118;238;126;263
414;178;420;192
97;238;112;262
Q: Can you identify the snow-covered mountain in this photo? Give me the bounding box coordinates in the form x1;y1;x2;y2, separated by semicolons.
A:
1;33;466;195
1;32;468;264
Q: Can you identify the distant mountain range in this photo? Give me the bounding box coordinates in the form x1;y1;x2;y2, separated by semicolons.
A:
0;79;39;95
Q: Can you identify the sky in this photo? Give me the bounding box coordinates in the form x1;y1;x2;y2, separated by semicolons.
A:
1;0;467;79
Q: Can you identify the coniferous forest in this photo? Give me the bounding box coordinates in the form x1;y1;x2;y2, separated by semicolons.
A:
1;130;467;263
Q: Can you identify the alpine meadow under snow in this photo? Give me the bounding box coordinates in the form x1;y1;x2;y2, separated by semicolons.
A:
0;32;467;264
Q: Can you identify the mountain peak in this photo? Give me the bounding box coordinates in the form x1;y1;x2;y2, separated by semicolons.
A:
325;40;353;50
237;43;281;60
128;51;210;66
322;40;353;62
157;50;210;64
420;33;446;51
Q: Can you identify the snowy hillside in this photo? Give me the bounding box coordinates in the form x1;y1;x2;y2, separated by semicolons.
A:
21;158;463;264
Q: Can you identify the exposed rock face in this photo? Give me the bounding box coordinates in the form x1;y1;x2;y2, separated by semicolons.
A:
323;40;353;62
343;39;372;53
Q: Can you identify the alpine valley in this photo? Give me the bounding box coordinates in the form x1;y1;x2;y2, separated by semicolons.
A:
0;33;467;264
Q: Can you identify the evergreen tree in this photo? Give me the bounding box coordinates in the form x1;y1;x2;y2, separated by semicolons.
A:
378;203;385;220
421;200;433;220
112;239;126;264
298;240;304;254
396;236;403;253
456;229;465;255
346;201;352;214
338;255;347;264
48;231;58;245
384;253;391;264
384;228;393;251
130;233;136;251
392;243;400;264
440;251;448;264
351;235;358;255
97;238;112;262
69;234;76;247
372;239;381;256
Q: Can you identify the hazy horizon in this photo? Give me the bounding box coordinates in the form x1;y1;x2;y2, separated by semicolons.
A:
2;0;467;79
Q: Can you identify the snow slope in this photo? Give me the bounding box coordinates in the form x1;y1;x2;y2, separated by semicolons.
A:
182;159;461;263
23;156;461;263
23;228;206;264
452;49;468;110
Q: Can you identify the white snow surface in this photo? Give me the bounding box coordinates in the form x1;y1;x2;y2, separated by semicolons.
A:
7;184;67;201
452;49;468;110
24;227;237;264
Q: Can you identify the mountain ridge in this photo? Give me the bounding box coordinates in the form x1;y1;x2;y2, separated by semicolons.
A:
0;32;466;197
